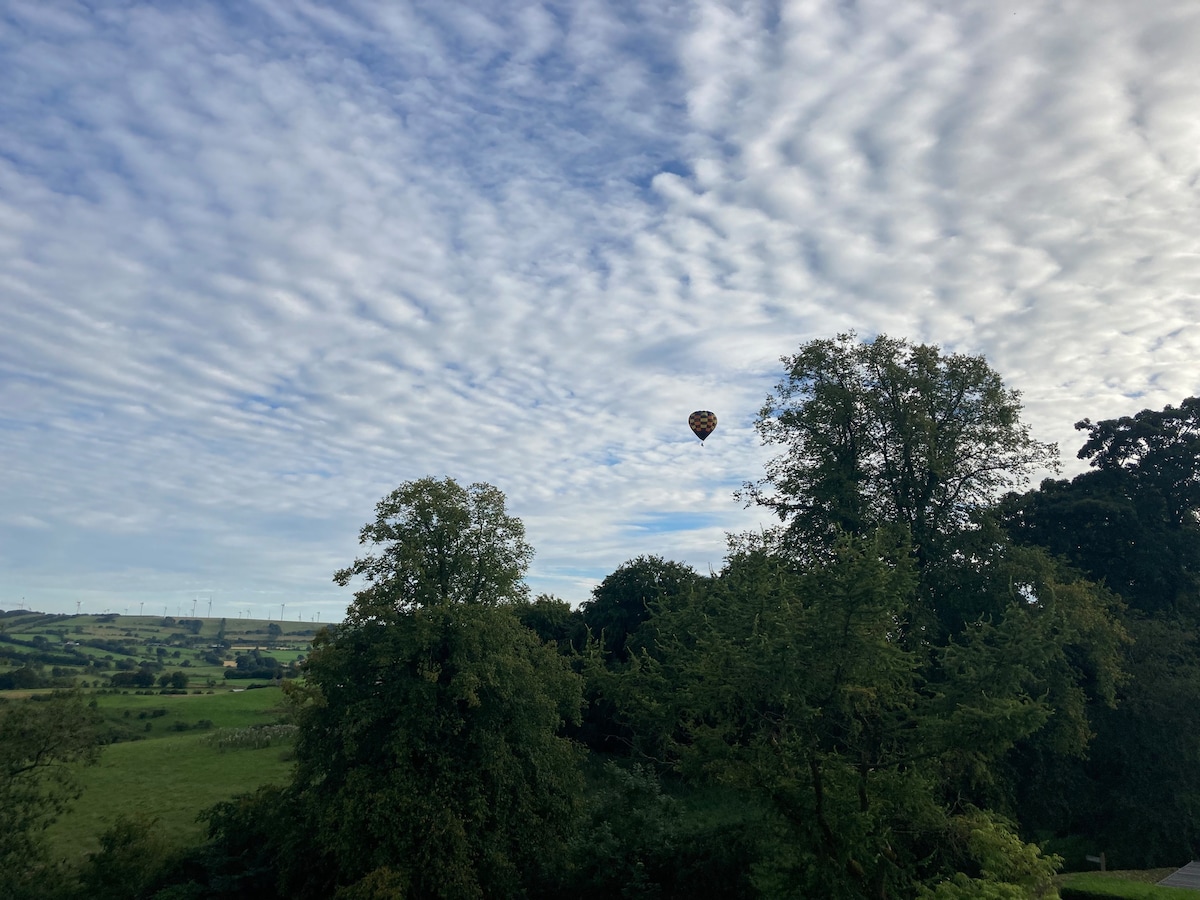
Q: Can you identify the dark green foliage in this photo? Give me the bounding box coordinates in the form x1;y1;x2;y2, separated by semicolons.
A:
561;762;761;900
1003;397;1200;617
288;602;584;899
1000;398;1200;864
189;478;587;899
151;786;308;900
0;692;104;900
112;670;156;688
0;666;49;690
512;593;584;653
74;815;177;900
1078;617;1200;867
563;763;683;899
580;555;703;663
743;333;1057;569
334;476;534;614
1076;396;1200;522
1001;470;1200;617
574;557;703;754
607;535;1063;898
156;671;189;689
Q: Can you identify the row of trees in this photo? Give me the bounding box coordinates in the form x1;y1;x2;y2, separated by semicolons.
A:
5;334;1199;898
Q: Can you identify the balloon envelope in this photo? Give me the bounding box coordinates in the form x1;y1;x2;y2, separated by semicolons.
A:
688;410;717;442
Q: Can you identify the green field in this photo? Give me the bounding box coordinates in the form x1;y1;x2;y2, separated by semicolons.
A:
0;609;318;693
0;610;312;870
1058;870;1197;899
42;687;295;866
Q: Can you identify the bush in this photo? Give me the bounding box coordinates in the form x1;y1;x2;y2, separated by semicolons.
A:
204;725;298;752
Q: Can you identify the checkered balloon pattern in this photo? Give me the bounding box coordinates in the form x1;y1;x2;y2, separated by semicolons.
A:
688;410;717;442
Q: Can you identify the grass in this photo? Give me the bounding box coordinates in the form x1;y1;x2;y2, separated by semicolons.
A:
91;685;290;737
1;609;317;695
42;687;295;866
1058;870;1197;899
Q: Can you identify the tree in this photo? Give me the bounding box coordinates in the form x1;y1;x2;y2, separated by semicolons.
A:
291;604;583;899
1075;395;1200;527
610;536;1063;898
273;478;583;899
335;477;533;616
511;593;584;654
580;555;703;663
0;692;104;899
1065;616;1200;867
1003;397;1200;616
743;334;1057;570
111;670;155;688
634;337;1124;892
998;397;1200;863
75;814;177;900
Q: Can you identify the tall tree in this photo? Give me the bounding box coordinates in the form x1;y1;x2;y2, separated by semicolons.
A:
743;334;1058;572
580;555;703;663
1004;397;1200;616
335;476;534;616
999;398;1200;863
291;603;584;899
612;536;1063;899
712;336;1126;886
1076;395;1200;526
278;478;583;899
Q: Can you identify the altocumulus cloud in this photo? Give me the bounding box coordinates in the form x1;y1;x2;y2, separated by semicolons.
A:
2;0;1199;616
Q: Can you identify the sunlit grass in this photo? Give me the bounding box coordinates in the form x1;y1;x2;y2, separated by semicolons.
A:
43;688;295;866
1058;870;1194;899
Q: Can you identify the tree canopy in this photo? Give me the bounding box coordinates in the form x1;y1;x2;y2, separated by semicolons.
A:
289;602;584;899
1002;397;1200;616
743;334;1057;566
123;357;1200;897
998;397;1200;863
274;477;582;899
334;476;534;616
580;555;703;663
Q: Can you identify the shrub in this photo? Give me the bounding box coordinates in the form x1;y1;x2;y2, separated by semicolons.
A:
204;724;298;752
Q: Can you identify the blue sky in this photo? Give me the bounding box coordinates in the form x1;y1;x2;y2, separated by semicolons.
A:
4;0;1200;619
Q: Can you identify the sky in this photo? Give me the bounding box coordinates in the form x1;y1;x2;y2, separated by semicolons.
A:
3;0;1200;621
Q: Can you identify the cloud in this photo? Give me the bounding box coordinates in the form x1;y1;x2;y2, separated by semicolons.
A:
3;0;1199;615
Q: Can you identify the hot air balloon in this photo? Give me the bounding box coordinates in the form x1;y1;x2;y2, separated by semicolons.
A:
688;410;717;443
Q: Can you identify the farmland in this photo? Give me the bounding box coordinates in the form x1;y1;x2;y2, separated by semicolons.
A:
0;610;314;867
0;608;317;693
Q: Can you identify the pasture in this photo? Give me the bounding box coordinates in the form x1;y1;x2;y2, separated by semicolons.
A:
0;609;315;867
42;687;296;866
1058;870;1199;898
0;609;317;692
